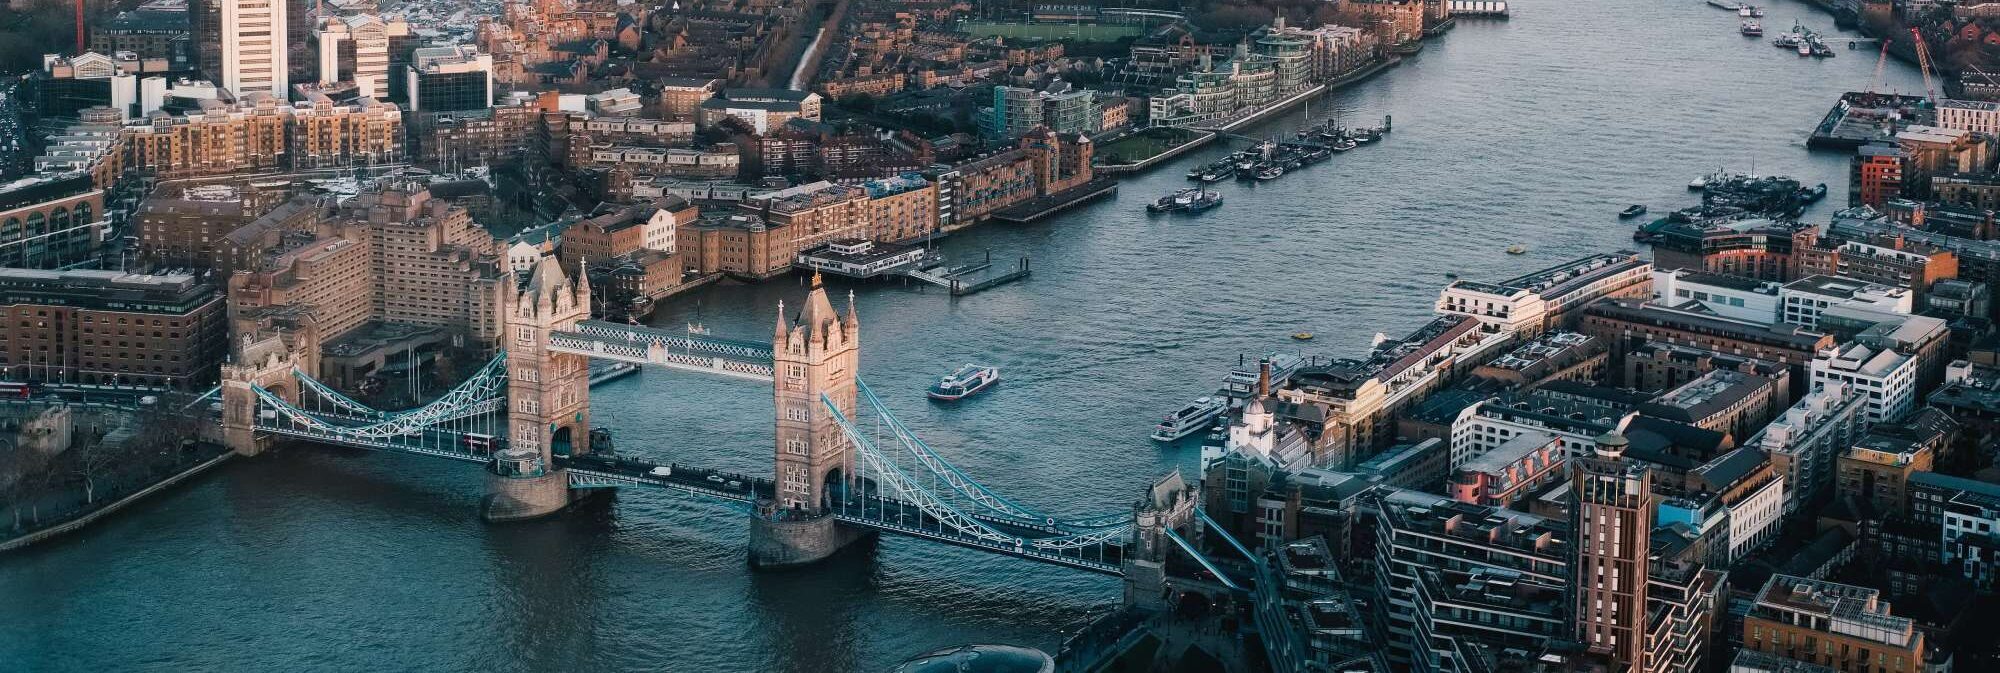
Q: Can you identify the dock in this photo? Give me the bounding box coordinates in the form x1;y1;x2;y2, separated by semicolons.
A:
1448;0;1509;17
1806;91;1934;151
947;257;1031;297
991;178;1118;223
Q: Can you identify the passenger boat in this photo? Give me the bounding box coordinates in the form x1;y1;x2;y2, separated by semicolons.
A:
1151;397;1227;442
927;364;1000;401
1741;21;1762;36
1619;204;1648;218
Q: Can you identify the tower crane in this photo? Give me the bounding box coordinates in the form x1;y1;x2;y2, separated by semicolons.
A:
1910;27;1938;102
1869;40;1890;94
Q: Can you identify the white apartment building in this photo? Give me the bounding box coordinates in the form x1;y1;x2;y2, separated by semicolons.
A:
316;14;408;99
221;0;287;98
1779;274;1913;329
1436;251;1652;335
1651;268;1782;324
1447;395;1632;468
1747;382;1868;515
1937;98;2000;136
1809;343;1919;424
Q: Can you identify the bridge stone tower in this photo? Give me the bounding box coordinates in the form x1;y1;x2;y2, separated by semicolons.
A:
485;255;592;522
749;272;873;567
220;332;315;457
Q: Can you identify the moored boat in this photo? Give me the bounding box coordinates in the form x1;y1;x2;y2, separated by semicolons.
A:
927;364;1000;401
1151;397;1227;442
1741;21;1762;36
1619;204;1648;218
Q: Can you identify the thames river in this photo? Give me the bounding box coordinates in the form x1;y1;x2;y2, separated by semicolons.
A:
0;1;1928;671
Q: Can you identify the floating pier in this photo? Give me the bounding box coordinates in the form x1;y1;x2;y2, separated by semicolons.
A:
1448;1;1508;18
949;257;1031;297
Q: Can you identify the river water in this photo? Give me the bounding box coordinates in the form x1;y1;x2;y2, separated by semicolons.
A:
0;1;1927;671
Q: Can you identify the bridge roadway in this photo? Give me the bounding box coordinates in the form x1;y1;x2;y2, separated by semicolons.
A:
557;454;1126;574
548;320;778;382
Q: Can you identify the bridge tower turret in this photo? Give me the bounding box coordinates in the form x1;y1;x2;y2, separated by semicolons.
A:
749;272;873;567
486;255;592;522
219;331;313;457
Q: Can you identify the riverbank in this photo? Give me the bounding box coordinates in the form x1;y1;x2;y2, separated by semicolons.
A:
1;446;233;552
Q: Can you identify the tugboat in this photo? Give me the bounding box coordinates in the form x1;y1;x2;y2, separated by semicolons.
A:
1151;397;1227;442
1741;21;1762;36
927;364;1000;401
1619;204;1648;219
1147;188;1198;213
1184;187;1223;213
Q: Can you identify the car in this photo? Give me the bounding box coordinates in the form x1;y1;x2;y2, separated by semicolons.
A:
647;466;672;478
706;475;725;483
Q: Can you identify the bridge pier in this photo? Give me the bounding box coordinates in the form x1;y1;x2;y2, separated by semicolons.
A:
482;449;572;522
747;511;873;568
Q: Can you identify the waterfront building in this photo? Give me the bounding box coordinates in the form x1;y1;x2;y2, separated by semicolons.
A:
1342;0;1426;45
219;0;288;98
859;174;937;244
1778;275;1911;330
1276;315;1513;468
406;46;494;113
1942;98;2000;136
1649;218;1817;282
0;268;227;389
1569;431;1653;668
0;173;109;270
126;95;290;177
1448;429;1565;509
1835;409;1956;518
932;130;1094;228
287;93;404;170
1850;143;1907;208
558;200;690;270
1435;251;1653;336
679;181;869;280
1252;17;1313;94
1797;238;1957;309
1741;575;1925;673
1746;382;1867;515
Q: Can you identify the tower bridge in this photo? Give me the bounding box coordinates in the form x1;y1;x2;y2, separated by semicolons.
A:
218;257;1215;580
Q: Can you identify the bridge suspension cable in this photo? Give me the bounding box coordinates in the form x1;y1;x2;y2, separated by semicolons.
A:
852;378;1129;530
291;353;509;420
826;394;1130;553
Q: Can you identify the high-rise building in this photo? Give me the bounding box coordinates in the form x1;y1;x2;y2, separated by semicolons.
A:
220;0;288;98
406;46;494;113
316;15;410;100
1570;431;1654;668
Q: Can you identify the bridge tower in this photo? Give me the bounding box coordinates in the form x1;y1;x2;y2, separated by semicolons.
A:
219;332;314;457
749;272;873;567
485;255;592;522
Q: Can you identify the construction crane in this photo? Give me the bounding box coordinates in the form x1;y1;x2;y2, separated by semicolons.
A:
1910;27;1938;102
1869;40;1890;94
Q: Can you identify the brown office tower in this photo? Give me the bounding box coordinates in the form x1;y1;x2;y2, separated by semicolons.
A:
1570;430;1654;668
